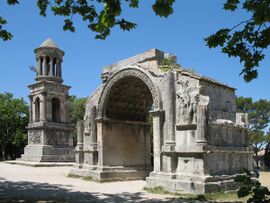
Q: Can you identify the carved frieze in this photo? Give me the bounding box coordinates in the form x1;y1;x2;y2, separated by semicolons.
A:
29;130;42;145
176;78;199;125
47;129;70;146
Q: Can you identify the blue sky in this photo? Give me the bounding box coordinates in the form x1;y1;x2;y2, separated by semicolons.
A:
0;1;269;102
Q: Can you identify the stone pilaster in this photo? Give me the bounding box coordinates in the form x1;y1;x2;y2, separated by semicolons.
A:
196;105;208;144
163;71;176;147
150;109;164;172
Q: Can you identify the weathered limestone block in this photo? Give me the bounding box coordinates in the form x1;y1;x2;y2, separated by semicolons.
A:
69;49;252;194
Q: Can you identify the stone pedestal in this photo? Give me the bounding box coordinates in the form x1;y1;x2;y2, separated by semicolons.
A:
21;122;74;162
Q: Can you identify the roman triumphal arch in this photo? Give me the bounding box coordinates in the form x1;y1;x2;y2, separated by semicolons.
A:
70;49;252;194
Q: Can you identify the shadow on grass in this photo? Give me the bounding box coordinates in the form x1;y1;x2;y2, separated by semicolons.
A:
0;178;180;203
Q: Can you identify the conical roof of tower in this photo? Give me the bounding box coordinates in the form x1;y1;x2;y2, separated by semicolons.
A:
40;38;59;48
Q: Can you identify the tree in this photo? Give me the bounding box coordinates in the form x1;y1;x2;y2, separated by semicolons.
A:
236;96;270;166
206;0;270;82
264;141;270;167
0;92;28;160
68;95;87;145
1;0;175;41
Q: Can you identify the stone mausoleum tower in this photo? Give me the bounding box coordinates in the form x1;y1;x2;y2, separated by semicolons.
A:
21;38;74;162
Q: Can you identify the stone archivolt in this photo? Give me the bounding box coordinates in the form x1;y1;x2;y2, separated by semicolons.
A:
68;48;252;194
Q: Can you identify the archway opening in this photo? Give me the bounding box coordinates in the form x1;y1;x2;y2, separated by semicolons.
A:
103;76;154;177
52;97;61;122
35;97;40;122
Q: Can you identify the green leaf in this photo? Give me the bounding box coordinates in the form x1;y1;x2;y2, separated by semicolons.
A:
234;175;248;182
128;0;139;8
223;0;240;11
152;0;175;18
37;0;49;16
7;0;19;5
116;19;137;31
237;185;251;198
205;29;231;48
63;19;75;32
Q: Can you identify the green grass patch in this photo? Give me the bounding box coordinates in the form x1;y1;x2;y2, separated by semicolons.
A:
143;186;170;195
159;65;171;72
67;174;81;179
67;173;93;181
205;191;240;201
82;176;93;181
144;187;248;202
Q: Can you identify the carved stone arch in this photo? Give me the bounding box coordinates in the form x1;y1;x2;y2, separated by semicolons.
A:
97;67;162;119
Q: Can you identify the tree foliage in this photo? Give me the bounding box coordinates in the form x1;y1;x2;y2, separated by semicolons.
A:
205;0;270;82
234;168;270;203
1;0;175;41
236;96;270;165
0;92;28;160
68;95;87;145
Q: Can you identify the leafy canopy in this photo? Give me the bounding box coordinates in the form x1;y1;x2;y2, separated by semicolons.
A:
236;96;270;160
68;95;87;145
234;168;270;202
205;0;270;82
1;0;175;41
0;92;28;159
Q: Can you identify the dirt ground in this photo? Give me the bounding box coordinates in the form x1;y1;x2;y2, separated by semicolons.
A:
0;162;269;203
260;171;270;188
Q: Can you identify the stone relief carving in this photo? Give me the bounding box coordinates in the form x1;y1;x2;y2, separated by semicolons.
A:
29;130;42;144
176;79;199;125
48;130;69;146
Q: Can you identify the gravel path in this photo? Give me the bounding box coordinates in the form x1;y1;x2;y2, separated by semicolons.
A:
1;162;269;203
260;171;270;189
0;162;180;203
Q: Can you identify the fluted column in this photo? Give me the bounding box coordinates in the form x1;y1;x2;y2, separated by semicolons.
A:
42;56;47;76
150;109;164;172
56;59;62;78
29;96;33;122
40;92;47;121
37;57;41;76
49;56;54;76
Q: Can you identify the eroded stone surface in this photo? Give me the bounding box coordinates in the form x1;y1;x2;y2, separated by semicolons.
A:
70;48;252;194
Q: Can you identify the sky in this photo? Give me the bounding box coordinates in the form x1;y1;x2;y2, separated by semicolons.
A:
0;1;269;102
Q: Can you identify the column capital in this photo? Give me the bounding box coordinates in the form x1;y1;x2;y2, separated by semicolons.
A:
41;91;47;96
149;109;164;117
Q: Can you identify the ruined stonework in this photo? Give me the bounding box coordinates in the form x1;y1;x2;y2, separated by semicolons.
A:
70;49;252;194
21;39;74;162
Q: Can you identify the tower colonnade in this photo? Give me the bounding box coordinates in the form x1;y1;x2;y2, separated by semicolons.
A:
36;55;62;78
